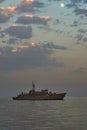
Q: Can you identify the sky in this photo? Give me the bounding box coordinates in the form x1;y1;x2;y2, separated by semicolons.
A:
0;0;87;98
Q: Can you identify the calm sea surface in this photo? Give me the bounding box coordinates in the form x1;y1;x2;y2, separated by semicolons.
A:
0;98;87;130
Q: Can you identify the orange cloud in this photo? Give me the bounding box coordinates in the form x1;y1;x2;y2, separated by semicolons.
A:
25;14;34;18
40;16;51;20
22;0;35;4
7;6;17;13
11;49;17;53
31;42;36;46
0;7;6;11
16;14;51;25
19;45;29;49
12;24;23;27
0;6;17;14
11;42;37;53
11;45;29;53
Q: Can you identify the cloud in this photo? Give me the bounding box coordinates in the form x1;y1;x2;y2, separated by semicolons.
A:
74;8;87;17
66;0;87;9
0;33;5;38
70;0;87;4
6;6;17;13
64;0;82;9
70;0;82;4
16;14;51;25
73;67;87;74
67;0;83;6
0;7;5;11
70;20;87;27
66;3;77;8
48;0;61;1
54;19;60;25
83;37;87;42
76;34;83;41
70;20;79;27
0;13;11;23
38;25;52;32
0;0;45;14
78;29;87;33
4;24;32;39
7;38;19;44
0;6;17;14
43;42;68;50
0;44;64;71
56;30;63;34
0;0;5;3
84;0;87;3
17;0;44;13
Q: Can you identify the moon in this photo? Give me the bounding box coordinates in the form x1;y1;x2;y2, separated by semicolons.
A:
60;3;65;8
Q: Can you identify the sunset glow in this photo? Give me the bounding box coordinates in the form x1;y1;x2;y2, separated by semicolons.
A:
11;49;17;53
7;6;16;13
0;7;6;11
31;42;36;46
23;0;35;4
25;14;34;18
41;16;51;20
19;45;29;49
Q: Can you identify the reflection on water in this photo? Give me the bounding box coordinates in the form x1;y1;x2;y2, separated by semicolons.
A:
0;98;87;130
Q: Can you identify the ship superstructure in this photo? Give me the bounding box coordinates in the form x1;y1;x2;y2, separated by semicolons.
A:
13;81;66;100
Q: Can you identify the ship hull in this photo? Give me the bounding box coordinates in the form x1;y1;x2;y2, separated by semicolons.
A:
13;93;66;100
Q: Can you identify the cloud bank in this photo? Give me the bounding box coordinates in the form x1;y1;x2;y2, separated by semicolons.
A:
0;42;64;71
4;25;32;39
16;15;51;25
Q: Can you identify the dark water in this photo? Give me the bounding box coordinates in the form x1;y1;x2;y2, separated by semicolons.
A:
0;98;87;130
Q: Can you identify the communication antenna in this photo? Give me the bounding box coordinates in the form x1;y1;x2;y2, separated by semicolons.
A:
32;80;35;91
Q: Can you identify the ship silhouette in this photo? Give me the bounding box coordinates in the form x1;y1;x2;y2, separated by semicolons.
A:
13;81;66;100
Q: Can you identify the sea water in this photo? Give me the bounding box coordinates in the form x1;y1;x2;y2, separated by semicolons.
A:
0;98;87;130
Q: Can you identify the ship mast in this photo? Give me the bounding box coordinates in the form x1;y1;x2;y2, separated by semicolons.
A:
32;80;35;92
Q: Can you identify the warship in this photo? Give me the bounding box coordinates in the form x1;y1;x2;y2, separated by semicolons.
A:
13;81;66;100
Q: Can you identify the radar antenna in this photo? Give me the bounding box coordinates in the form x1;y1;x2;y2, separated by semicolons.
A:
32;80;35;92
